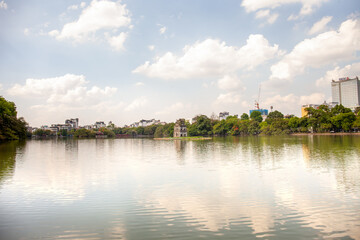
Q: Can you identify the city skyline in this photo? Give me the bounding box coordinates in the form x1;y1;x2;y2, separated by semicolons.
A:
1;0;360;127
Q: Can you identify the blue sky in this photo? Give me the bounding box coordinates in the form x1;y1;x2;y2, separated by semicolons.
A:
0;0;359;127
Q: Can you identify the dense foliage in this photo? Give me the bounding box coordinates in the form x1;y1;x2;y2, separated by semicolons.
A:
0;96;27;140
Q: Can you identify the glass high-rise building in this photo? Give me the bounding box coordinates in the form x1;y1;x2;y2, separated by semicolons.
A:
331;77;360;110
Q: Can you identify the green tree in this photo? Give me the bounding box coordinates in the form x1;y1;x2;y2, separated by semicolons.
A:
265;110;284;124
189;115;212;136
250;111;263;123
240;113;249;120
33;129;53;137
355;107;360;116
352;115;360;130
0;96;27;140
288;117;300;132
136;126;145;135
74;129;96;138
331;112;356;132
213;120;227;136
331;104;352;115
248;120;260;135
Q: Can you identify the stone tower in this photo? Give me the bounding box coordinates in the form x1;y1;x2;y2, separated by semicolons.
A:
173;119;187;137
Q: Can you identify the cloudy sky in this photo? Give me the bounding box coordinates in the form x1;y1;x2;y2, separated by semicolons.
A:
0;0;360;127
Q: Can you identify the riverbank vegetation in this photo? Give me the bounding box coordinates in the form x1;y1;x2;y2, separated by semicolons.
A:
0;96;27;140
27;103;360;139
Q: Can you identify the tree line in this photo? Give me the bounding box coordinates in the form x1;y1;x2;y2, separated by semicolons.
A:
33;104;360;138
3;92;359;140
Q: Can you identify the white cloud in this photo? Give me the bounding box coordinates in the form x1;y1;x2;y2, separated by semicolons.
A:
106;32;127;51
68;4;79;10
268;18;360;85
48;30;60;37
215;92;241;105
68;2;87;11
24;28;30;36
51;0;131;42
124;96;148;111
217;75;245;91
241;0;329;16
133;34;281;80
135;82;144;87
0;83;2;91
308;16;332;35
8;74;117;109
316;62;360;87
255;10;279;24
263;92;325;114
159;26;166;35
0;1;7;10
148;45;155;51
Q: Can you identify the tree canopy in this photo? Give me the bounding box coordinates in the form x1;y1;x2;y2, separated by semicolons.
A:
0;96;27;140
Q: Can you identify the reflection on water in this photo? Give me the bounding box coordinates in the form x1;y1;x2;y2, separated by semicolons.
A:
0;136;359;239
0;141;25;186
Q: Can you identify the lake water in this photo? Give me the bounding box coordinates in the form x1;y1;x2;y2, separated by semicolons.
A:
0;136;359;239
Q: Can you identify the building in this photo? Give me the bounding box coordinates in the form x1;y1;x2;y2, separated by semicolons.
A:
94;121;106;129
65;118;79;129
331;77;360;110
219;112;229;121
173;119;187;137
130;119;161;128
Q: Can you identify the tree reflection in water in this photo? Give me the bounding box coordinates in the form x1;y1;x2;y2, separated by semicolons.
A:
0;141;25;186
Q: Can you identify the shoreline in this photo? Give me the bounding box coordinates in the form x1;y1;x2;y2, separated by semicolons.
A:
154;137;212;140
290;132;360;136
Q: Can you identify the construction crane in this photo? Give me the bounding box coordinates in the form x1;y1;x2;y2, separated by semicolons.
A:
255;85;261;110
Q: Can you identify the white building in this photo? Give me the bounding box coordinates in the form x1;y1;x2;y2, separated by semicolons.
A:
65;118;79;129
94;121;106;129
130;119;161;128
331;77;360;110
219;112;229;121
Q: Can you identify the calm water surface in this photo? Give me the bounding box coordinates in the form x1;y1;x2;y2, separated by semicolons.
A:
0;136;359;239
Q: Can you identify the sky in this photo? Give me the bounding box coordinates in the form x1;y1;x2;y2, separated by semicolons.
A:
0;0;360;127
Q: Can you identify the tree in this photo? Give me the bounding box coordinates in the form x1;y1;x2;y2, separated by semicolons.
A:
248;120;260;135
240;113;249;120
213;120;227;136
331;104;352;115
0;96;27;140
189;115;212;136
265;110;284;124
331;112;356;132
250;111;262;123
355;107;360;116
136;126;145;135
352;115;360;130
288;117;300;132
33;129;53;137
74;129;96;138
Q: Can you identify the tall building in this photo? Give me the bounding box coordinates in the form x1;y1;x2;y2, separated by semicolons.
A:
331;77;360;110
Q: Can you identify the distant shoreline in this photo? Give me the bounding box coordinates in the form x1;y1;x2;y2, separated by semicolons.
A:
291;132;360;136
154;137;212;140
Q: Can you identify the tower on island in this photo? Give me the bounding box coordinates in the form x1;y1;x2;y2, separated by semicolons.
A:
173;119;187;137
